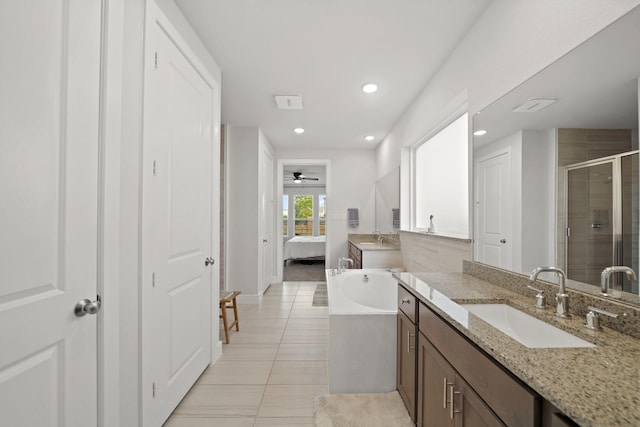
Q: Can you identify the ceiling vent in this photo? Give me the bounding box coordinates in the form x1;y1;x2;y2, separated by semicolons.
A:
512;98;556;113
275;95;304;110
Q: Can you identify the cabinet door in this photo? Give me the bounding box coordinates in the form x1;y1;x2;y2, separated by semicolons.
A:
454;375;505;427
397;311;417;421
418;334;455;427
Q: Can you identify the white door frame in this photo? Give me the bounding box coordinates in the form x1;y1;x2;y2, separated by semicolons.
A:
98;0;125;426
276;159;332;282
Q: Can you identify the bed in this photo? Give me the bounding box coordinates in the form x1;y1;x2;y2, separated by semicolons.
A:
284;235;326;261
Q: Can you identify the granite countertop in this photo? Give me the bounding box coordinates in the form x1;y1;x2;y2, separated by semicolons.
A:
349;239;400;252
393;272;640;427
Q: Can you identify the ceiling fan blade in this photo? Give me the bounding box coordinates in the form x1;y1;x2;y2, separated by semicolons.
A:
303;177;319;181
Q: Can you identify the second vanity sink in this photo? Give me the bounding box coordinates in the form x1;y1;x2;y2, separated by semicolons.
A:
461;304;596;349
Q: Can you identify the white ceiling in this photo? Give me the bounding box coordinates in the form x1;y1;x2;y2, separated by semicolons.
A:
175;0;491;150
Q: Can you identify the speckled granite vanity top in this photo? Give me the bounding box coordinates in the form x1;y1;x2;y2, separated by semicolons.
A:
394;272;640;427
351;241;400;251
348;234;400;252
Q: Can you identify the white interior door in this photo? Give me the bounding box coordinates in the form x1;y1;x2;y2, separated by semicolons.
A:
143;23;214;426
261;150;274;293
475;151;513;269
0;1;102;425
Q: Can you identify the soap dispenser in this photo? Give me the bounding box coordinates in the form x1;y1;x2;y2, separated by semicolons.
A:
428;214;437;233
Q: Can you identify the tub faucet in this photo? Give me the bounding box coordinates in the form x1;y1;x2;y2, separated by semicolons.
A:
600;266;637;296
337;257;353;273
529;267;570;318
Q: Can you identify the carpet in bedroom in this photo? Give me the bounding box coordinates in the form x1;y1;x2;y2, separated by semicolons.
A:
283;259;326;282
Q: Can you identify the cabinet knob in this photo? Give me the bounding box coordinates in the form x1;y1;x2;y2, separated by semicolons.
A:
401;298;411;304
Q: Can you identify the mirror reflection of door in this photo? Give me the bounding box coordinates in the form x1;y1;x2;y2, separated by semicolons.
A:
564;152;639;293
475;150;512;270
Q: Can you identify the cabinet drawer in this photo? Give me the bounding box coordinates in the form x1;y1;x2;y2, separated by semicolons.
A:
420;304;539;427
398;285;417;322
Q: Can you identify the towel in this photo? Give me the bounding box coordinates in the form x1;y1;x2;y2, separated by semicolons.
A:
392;208;400;228
348;208;359;228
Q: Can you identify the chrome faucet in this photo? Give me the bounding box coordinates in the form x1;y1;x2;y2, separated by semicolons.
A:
600;266;637;296
373;230;383;243
337;257;353;273
529;267;570;318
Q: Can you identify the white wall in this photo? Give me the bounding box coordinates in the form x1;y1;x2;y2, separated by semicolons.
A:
380;0;640;272
377;0;640;177
226;127;260;301
521;129;556;272
277;149;376;269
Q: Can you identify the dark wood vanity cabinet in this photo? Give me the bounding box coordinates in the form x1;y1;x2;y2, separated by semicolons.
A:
397;310;416;421
420;306;538;427
396;286;417;422
397;283;541;427
418;334;504;427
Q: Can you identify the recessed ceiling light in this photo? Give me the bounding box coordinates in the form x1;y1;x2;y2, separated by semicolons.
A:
473;129;488;136
294;128;305;134
362;83;378;94
364;135;375;142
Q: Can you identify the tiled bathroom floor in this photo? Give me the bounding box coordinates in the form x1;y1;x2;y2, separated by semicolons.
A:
163;281;329;427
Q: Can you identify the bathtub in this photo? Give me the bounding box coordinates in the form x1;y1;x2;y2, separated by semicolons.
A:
326;269;398;393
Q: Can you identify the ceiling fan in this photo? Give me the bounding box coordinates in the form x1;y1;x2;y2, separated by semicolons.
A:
287;172;319;184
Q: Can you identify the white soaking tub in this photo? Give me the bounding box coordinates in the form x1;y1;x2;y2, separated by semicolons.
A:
326;268;397;393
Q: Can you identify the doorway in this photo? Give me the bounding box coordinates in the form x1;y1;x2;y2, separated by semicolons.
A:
564;151;639;293
277;160;331;282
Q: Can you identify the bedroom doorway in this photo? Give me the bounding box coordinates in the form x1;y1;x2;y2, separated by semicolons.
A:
277;160;331;282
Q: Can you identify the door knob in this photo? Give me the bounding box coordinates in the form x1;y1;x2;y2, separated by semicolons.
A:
500;239;507;244
205;257;215;266
74;296;101;317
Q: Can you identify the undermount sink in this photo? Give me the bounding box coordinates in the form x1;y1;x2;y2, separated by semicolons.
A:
460;304;596;349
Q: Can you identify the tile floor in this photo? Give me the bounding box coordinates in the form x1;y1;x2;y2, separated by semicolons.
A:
163;281;328;427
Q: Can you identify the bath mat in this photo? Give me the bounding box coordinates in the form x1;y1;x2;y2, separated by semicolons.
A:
312;283;328;307
283;259;326;281
314;391;413;427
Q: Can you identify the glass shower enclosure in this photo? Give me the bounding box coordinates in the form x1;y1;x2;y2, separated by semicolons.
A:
564;151;639;294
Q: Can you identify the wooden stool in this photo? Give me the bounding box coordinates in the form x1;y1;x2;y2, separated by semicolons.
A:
220;291;241;344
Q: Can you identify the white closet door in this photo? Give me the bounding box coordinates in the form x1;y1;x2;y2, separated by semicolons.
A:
142;20;214;426
0;0;102;426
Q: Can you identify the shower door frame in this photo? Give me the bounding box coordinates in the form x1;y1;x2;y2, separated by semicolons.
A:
562;150;639;288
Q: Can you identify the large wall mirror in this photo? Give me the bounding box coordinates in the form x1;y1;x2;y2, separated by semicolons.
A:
472;6;640;306
375;166;400;233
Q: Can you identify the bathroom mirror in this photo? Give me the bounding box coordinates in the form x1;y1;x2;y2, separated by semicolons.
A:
472;7;640;306
375;166;400;232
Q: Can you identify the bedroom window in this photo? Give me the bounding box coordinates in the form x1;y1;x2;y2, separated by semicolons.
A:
294;195;313;236
319;195;326;236
282;195;289;237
